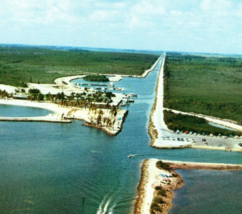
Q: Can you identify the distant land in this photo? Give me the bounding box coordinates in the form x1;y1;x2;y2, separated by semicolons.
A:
0;44;159;86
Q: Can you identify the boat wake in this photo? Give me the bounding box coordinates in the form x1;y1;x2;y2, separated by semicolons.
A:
97;194;116;214
127;154;139;158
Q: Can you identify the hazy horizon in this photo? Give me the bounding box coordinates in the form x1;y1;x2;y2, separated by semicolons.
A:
2;43;242;57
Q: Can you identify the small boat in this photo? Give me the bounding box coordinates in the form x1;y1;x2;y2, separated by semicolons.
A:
128;93;138;97
127;99;134;103
128;154;134;158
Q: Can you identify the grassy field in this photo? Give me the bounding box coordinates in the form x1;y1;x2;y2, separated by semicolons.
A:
164;53;242;123
0;45;158;86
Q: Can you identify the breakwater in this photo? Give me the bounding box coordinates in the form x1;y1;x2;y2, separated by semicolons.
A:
0;116;72;123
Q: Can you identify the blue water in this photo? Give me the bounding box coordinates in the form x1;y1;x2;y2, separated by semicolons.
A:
169;170;242;214
0;58;242;214
0;105;51;117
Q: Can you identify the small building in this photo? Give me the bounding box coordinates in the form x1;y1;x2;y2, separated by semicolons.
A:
12;93;28;100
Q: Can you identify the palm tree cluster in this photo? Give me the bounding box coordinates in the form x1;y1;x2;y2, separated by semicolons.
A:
0;90;10;98
27;89;44;101
88;105;118;128
48;91;116;109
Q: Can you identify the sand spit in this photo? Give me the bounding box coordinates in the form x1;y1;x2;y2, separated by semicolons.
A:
135;159;242;214
135;159;184;214
163;160;242;171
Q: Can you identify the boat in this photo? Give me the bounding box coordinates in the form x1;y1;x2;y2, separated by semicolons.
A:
128;154;134;158
128;93;138;98
126;99;134;103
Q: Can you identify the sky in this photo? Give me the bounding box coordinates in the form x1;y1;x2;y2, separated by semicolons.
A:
1;0;242;54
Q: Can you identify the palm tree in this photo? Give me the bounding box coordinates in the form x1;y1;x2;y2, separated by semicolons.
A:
97;109;104;126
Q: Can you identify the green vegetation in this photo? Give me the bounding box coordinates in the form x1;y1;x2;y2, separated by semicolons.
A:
0;90;11;98
150;196;164;214
150;162;171;214
83;75;109;82
0;45;158;86
156;160;171;171
0;87;116;110
164;110;242;136
164;53;242;123
156;187;166;197
28;88;44;101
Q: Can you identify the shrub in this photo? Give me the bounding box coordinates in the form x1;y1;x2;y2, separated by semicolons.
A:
156;160;171;171
155;186;162;190
163;110;242;137
153;196;164;204
157;189;166;197
150;202;162;214
29;88;40;94
83;75;109;82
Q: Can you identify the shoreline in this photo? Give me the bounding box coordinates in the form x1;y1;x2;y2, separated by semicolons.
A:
0;99;127;136
135;159;242;214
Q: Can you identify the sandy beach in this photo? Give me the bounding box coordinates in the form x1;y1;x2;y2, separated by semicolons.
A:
0;84;18;94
